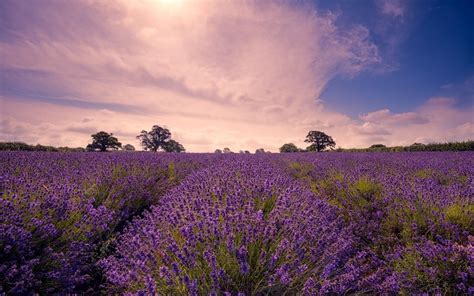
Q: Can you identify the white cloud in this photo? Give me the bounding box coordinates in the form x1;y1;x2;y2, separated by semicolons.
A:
354;97;474;146
1;1;471;151
354;122;392;136
379;0;405;18
360;109;429;125
1;0;383;151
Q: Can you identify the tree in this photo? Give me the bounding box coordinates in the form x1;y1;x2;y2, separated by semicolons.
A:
255;148;265;154
136;125;171;151
214;149;222;153
86;131;121;152
223;147;232;153
137;125;184;152
162;139;185;153
305;131;336;152
279;143;299;153
123;144;135;151
370;144;386;149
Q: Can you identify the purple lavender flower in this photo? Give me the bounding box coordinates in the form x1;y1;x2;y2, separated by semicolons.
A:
2;151;472;294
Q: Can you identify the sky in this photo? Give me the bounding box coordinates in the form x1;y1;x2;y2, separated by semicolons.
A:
0;0;473;152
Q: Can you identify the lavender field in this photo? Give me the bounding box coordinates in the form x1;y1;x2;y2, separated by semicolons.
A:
1;152;473;295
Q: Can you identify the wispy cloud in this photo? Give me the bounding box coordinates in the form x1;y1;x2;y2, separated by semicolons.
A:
1;0;471;151
353;97;474;146
379;0;405;18
360;109;429;125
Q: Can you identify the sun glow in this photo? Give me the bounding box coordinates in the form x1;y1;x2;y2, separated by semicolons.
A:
155;0;186;10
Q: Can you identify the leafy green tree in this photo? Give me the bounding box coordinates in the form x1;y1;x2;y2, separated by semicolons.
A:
162;139;185;153
223;147;232;153
123;144;135;151
305;131;336;152
136;125;171;151
86;131;121;152
370;144;386;148
279;143;299;153
255;148;265;154
137;125;185;152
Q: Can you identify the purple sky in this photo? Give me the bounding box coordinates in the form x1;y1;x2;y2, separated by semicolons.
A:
1;0;473;151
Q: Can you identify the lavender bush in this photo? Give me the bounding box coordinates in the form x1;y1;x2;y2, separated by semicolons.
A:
0;152;217;293
284;152;473;294
1;152;472;294
100;160;376;294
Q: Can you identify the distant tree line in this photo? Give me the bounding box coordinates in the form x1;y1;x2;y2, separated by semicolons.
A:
336;141;474;152
0;142;85;152
1;128;473;153
214;130;337;154
0;124;185;153
278;131;474;153
214;147;271;154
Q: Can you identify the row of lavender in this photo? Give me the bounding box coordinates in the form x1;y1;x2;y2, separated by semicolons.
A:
280;153;473;294
101;153;473;294
0;152;221;294
1;152;473;294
